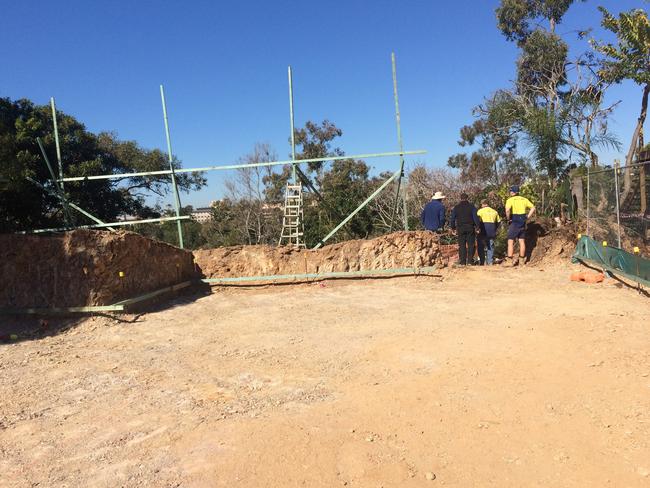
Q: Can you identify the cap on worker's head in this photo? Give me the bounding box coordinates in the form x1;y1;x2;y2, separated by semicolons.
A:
510;185;520;194
432;191;446;200
460;192;468;200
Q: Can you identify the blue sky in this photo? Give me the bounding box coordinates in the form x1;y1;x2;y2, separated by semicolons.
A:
2;0;646;207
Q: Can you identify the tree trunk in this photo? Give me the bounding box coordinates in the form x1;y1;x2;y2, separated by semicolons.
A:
621;83;650;204
640;125;647;215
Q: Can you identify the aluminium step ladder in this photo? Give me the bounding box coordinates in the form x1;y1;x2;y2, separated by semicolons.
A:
279;183;306;247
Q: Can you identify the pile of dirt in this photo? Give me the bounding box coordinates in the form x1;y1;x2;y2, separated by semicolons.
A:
526;220;578;265
193;231;444;278
0;230;197;309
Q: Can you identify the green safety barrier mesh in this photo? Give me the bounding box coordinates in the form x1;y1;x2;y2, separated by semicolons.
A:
572;235;650;287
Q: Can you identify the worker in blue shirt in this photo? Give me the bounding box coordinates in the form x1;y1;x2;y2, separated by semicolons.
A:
420;191;446;232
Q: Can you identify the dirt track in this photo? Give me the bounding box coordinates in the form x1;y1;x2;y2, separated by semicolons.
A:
1;263;649;487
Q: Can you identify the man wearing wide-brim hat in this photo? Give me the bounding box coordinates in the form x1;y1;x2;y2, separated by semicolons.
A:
420;191;446;232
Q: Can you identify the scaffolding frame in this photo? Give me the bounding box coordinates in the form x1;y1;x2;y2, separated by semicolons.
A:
10;53;428;314
33;52;423;249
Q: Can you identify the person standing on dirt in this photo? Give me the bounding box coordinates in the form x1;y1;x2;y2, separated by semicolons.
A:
420;191;446;232
450;193;480;266
477;199;501;265
504;185;535;266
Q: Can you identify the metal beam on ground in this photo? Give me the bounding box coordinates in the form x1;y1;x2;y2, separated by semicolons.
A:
160;85;185;249
313;169;401;249
202;266;439;284
0;304;125;314
56;150;427;182
0;280;194;315
112;280;193;307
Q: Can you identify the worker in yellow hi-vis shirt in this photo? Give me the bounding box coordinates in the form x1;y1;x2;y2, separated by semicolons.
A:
504;185;535;266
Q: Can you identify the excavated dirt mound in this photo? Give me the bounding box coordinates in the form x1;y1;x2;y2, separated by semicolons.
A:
526;220;577;265
0;230;197;309
193;231;444;278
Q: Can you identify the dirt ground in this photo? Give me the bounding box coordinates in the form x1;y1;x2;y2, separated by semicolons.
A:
1;262;649;487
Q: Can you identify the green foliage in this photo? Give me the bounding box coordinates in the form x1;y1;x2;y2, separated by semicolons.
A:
496;0;578;44
454;0;620;184
0;97;206;232
449;92;532;185
591;7;650;86
314;158;375;243
293;120;343;173
516;30;568;99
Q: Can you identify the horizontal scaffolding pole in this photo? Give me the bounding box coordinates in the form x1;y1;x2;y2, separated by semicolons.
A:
0;280;194;315
202;266;439;284
21;215;190;234
57;150;427;182
26;177;117;231
0;304;126;314
112;280;193;307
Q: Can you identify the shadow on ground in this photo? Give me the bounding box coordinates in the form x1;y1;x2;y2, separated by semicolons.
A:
0;283;212;344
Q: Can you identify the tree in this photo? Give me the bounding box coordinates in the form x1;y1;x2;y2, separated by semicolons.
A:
592;7;650;207
496;0;577;43
223;143;281;245
453;0;618;185
316;158;375;242
449;92;531;187
134;205;207;250
0;97;205;232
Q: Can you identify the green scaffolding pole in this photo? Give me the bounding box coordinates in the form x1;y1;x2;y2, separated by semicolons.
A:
50;97;64;191
57;150;427;183
26;176;117;231
389;52;408;232
160;85;185;249
202;265;439;284
288;65;298;184
36;137;74;227
0;280;194;315
313;169;400;249
22;215;190;234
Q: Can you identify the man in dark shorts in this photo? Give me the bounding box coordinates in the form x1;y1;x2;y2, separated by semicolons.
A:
504;185;535;266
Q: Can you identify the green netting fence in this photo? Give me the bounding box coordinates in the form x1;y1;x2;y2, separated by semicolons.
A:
577;161;649;254
572;235;650;288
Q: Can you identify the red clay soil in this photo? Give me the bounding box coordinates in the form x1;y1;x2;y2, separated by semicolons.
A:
193;231;444;279
0;230;197;309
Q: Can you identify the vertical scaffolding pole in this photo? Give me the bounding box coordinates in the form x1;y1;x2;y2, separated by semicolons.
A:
50;97;64;191
37;137;73;226
288;66;297;184
613;160;622;248
159;85;185;249
389;52;408;231
586;167;590;236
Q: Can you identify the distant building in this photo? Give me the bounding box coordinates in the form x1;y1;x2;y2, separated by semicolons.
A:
116;214;141;222
191;207;213;223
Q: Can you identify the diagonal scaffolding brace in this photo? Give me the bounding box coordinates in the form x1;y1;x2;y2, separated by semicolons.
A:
313;169;401;249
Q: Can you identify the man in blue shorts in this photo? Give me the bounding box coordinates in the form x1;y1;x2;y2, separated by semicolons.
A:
504;185;535;266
